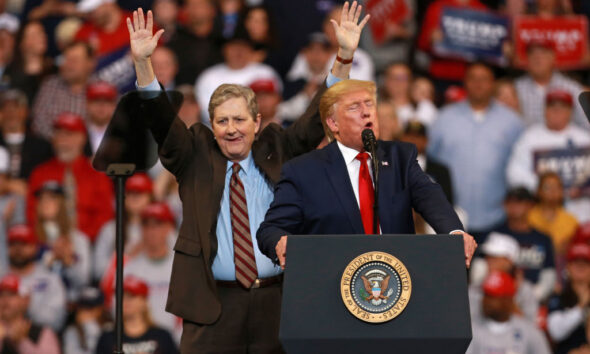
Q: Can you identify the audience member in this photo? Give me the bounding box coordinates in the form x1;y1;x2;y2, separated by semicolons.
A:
400;121;453;204
548;243;590;354
124;202;180;342
0;146;25;274
494;78;521;114
215;0;244;39
417;0;488;95
151;46;177;90
95;276;179;353
5;224;67;332
7;21;54;103
0;89;53;191
514;40;588;129
194;26;280;125
0;274;60;354
282;32;331;122
528;172;579;257
85;81;118;154
31;41;95;139
466;270;551;354
152;0;178;42
468;232;539;323
376;100;400;141
167;0;222;85
381;62;437;128
429;62;524;235
27;113;114;242
507;89;590;222
249;78;284;128
63;287;109;354
75;0;135;91
242;5;279;65
94;173;153;282
174;84;201;128
34;180;91;301
487;187;556;302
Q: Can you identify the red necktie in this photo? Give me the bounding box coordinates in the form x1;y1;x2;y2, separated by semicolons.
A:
229;163;258;288
356;152;376;234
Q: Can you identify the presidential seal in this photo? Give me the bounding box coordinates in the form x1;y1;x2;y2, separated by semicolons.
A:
340;251;412;323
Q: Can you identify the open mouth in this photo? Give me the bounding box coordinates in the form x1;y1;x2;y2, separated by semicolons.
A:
364;122;374;129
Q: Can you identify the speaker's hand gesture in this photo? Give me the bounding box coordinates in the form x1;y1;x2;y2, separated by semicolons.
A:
127;8;164;63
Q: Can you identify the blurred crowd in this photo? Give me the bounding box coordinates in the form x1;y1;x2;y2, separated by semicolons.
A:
0;0;587;352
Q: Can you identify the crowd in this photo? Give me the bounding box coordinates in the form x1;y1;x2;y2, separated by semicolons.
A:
0;0;587;352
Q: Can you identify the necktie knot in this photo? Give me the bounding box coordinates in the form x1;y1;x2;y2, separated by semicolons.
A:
356;152;370;163
232;163;241;175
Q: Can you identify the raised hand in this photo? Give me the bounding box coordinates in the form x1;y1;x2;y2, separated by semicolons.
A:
126;8;164;63
330;1;370;59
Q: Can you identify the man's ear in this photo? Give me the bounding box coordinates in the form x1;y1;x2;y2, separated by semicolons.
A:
325;115;338;135
254;113;262;133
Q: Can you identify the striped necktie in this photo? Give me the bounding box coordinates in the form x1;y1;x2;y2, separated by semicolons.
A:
230;163;258;288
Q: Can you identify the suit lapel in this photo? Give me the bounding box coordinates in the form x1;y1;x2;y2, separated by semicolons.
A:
323;142;364;233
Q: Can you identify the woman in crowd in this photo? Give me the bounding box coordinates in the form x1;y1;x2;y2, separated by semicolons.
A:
242;5;279;65
95;276;178;354
528;171;579;258
34;180;91;301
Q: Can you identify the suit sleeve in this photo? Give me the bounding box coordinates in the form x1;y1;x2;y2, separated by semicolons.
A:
129;89;194;177
407;145;463;233
257;162;305;261
281;81;327;158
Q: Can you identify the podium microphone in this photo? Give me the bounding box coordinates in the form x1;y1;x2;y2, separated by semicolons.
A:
361;128;379;234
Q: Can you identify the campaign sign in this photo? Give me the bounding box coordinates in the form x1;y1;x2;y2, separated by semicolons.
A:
534;147;590;196
436;7;509;64
366;0;411;45
514;16;589;69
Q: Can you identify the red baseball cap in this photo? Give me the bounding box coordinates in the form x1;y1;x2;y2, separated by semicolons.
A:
53;112;87;134
140;202;175;224
567;243;590;262
445;85;466;103
546;89;573;106
7;225;37;244
0;274;20;293
87;81;117;101
249;79;279;94
123;276;149;297
482;271;516;297
126;173;153;194
574;222;590;243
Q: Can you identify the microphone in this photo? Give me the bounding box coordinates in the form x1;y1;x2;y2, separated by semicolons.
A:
362;128;377;154
361;128;379;234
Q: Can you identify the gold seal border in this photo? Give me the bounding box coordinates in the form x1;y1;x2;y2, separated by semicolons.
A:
340;251;412;323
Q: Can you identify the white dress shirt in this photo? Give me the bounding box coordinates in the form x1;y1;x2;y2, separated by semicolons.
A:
336;141;373;209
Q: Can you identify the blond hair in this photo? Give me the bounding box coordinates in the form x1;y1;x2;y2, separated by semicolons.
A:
319;80;377;142
208;84;258;123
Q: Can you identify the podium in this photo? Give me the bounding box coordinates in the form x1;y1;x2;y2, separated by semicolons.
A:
279;235;472;354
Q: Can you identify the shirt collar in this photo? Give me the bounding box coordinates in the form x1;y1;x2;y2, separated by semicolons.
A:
226;151;254;176
336;141;371;165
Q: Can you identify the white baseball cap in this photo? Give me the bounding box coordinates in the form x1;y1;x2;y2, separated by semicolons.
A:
77;0;115;13
481;232;520;263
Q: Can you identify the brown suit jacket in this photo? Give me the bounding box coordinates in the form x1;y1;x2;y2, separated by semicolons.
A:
136;83;326;325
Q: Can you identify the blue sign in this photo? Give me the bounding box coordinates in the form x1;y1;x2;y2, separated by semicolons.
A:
437;7;510;64
534;147;590;195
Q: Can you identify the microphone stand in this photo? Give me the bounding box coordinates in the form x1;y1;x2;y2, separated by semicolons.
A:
370;144;379;235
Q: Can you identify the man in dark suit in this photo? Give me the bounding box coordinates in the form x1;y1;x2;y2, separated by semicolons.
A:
126;4;369;353
257;80;477;269
400;120;454;204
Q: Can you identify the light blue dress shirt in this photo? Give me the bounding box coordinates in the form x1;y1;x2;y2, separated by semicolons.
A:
428;101;524;231
211;153;282;280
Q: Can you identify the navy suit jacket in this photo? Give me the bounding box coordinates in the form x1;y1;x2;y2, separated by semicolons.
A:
257;140;463;260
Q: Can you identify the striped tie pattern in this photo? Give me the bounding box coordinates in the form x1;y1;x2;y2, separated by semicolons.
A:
230;163;258;288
